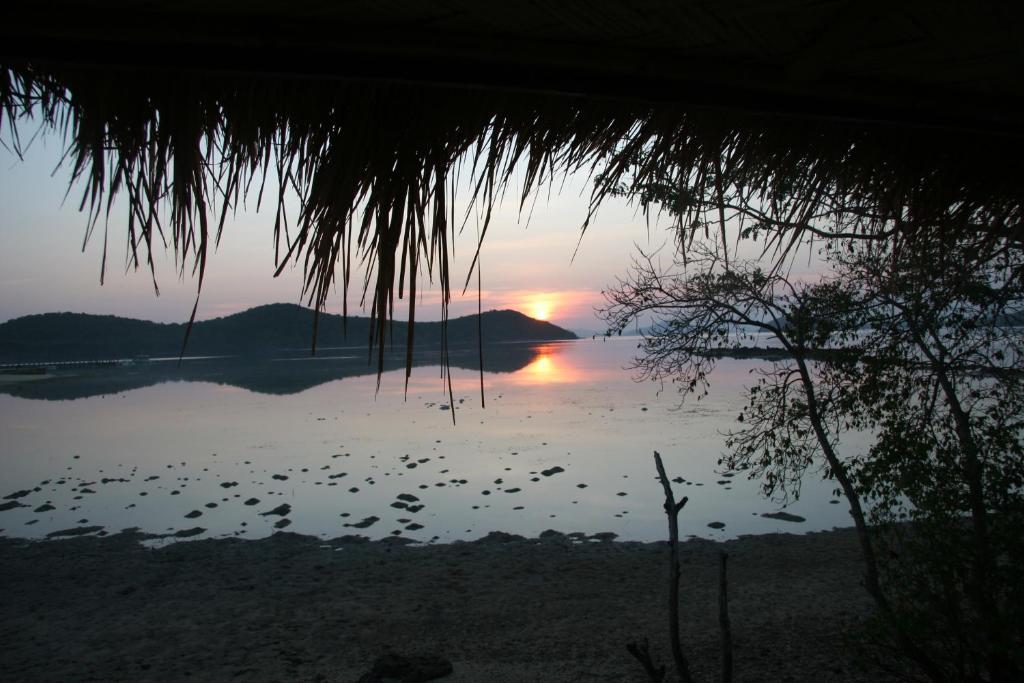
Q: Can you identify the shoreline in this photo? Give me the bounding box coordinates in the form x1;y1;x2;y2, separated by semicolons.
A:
2;526;880;681
5;517;844;545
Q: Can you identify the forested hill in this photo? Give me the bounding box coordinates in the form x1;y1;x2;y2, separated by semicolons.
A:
0;304;577;363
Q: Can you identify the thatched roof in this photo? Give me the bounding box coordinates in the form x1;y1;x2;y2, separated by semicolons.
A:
2;1;1023;370
6;1;1024;131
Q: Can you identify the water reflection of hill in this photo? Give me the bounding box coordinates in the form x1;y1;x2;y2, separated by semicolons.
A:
0;344;543;401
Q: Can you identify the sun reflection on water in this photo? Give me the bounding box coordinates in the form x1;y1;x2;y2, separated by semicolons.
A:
513;343;582;384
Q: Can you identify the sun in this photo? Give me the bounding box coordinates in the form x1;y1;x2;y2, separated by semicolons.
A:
520;292;559;321
530;300;552;321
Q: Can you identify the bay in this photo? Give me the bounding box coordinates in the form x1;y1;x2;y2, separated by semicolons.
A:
0;337;855;542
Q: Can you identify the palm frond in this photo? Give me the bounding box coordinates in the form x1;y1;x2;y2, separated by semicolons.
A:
2;61;1022;375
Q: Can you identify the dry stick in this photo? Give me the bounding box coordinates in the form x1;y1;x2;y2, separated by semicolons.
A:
719;552;733;683
653;451;695;683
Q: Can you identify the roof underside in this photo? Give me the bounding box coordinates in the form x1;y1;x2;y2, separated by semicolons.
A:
5;0;1024;135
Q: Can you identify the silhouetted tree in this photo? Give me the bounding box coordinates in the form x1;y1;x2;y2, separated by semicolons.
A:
601;235;1024;682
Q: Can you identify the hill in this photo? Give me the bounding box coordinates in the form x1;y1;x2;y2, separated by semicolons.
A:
0;305;576;363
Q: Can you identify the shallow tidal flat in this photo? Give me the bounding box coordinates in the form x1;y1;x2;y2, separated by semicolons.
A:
0;339;853;543
1;527;876;682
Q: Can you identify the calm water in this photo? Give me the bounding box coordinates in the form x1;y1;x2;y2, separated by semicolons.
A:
0;337;855;543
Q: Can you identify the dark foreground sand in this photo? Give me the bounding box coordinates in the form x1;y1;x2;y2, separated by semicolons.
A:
1;528;881;682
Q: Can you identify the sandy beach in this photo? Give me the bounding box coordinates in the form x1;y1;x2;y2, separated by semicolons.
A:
1;527;880;682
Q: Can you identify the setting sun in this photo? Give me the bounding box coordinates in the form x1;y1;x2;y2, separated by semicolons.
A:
489;290;598;329
523;293;556;321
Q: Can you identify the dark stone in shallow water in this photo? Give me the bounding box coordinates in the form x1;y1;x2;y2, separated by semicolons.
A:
220;481;238;488
260;503;291;517
707;521;726;529
185;510;203;519
271;474;289;481
174;527;205;538
4;489;32;500
330;534;370;544
274;518;292;529
46;525;104;538
380;535;415;545
0;500;27;512
540;466;565;477
760;511;806;523
34;503;56;513
356;652;453;683
396;493;419;502
346;516;380;529
475;531;525;544
244;498;260;506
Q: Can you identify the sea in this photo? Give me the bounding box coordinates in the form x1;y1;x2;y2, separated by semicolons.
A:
0;336;856;543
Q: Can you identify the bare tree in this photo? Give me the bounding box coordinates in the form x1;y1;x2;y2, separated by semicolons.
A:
601;236;1024;682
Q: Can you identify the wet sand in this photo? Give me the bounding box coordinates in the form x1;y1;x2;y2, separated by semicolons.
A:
1;527;878;682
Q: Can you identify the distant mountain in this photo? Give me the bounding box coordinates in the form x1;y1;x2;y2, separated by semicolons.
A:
0;304;577;363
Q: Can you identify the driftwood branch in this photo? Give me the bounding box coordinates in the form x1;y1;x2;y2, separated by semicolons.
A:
653;450;695;683
628;451;734;683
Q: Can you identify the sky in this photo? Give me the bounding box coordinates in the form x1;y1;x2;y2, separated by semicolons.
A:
0;126;825;333
0;129;674;334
